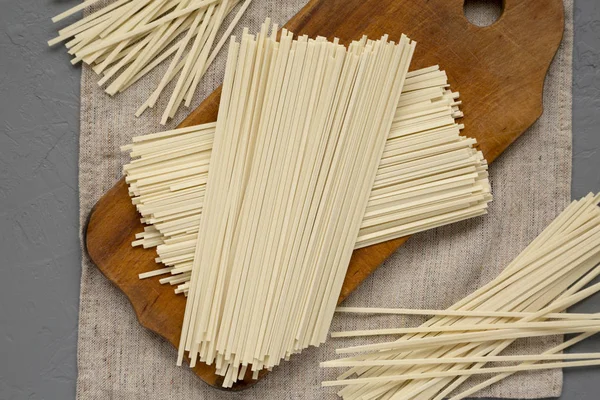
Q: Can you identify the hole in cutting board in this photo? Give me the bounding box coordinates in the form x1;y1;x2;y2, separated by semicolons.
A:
463;0;504;27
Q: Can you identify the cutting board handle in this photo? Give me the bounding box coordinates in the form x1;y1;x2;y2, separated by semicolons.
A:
455;0;560;36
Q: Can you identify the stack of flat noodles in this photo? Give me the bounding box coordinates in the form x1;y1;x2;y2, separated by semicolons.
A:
49;0;253;123
122;64;491;291
322;194;600;400
172;21;416;386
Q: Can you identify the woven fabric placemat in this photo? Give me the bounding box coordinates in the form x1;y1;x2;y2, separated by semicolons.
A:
76;1;574;398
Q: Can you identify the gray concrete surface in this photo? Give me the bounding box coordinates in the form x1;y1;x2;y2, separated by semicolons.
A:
0;1;598;399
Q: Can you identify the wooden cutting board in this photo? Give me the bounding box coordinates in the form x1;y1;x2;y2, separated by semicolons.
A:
84;0;564;390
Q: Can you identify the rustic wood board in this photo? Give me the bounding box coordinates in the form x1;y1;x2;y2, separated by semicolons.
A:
85;0;564;390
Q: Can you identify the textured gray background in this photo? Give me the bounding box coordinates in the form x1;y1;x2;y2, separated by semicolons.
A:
0;1;598;399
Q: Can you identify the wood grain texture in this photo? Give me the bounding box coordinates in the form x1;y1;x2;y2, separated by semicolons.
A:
84;0;564;390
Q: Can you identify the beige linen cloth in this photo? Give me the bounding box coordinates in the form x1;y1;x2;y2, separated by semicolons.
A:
77;1;574;398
